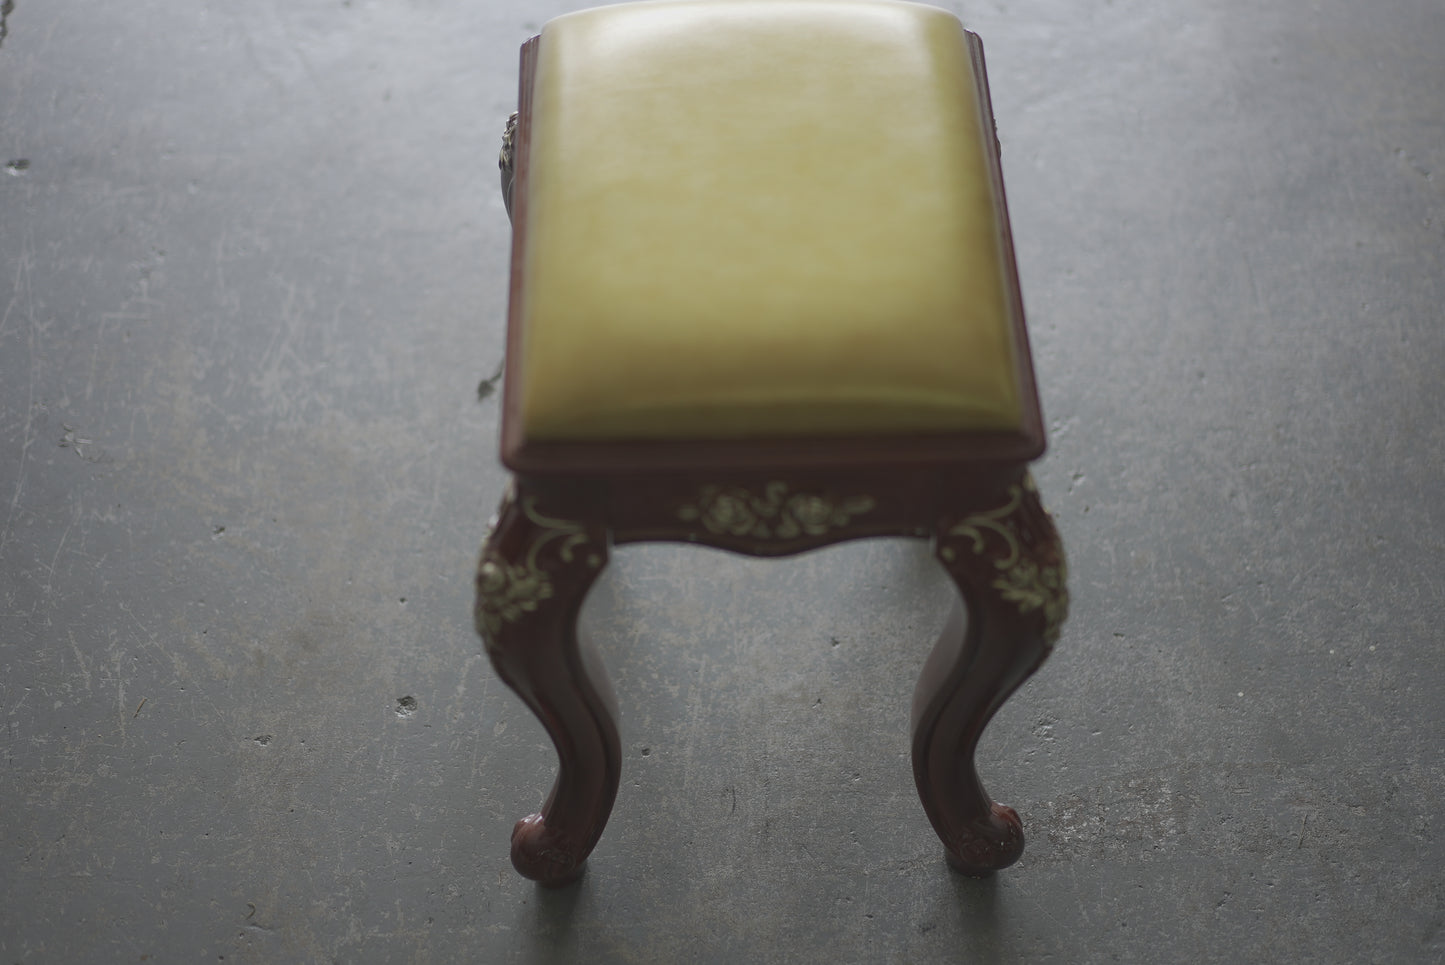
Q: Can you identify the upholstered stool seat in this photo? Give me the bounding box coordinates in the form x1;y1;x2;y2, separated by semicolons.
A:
478;0;1068;886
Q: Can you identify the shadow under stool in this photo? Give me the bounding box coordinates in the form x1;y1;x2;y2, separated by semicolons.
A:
475;0;1069;888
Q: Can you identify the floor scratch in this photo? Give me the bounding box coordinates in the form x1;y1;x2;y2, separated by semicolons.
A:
1;244;37;561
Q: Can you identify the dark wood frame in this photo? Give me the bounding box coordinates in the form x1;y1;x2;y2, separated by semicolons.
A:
478;29;1068;887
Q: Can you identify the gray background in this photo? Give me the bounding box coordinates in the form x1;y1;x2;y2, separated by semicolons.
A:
3;0;1442;961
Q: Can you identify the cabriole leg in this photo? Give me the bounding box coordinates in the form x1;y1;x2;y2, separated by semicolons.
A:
912;475;1068;875
475;484;617;887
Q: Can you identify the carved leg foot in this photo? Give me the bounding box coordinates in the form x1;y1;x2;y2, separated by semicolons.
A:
912;475;1068;876
475;484;617;887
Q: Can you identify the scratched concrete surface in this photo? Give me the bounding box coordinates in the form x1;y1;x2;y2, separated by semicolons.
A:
2;0;1443;961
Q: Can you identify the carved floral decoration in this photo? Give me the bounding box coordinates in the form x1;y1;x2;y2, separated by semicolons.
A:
677;481;876;541
500;111;518;176
475;489;593;642
943;475;1069;645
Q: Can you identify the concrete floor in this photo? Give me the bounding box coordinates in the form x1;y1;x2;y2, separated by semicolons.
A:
3;0;1443;961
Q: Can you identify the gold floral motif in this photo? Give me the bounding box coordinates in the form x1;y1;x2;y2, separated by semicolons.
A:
476;490;591;641
677;481;876;541
476;556;552;640
947;475;1069;645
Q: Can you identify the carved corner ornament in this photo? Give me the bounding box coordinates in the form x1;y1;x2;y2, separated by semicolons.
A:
941;475;1069;645
500;111;519;219
677;481;876;541
476;489;597;642
500;111;518;172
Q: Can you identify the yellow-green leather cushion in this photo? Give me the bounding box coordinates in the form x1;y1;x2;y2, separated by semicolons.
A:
515;0;1023;441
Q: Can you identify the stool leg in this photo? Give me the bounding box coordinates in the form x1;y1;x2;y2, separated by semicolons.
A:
475;485;618;887
912;475;1068;876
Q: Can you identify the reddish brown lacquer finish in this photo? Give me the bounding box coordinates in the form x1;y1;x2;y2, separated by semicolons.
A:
476;32;1068;886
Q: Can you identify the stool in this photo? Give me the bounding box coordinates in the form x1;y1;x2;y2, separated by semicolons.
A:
476;0;1068;887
